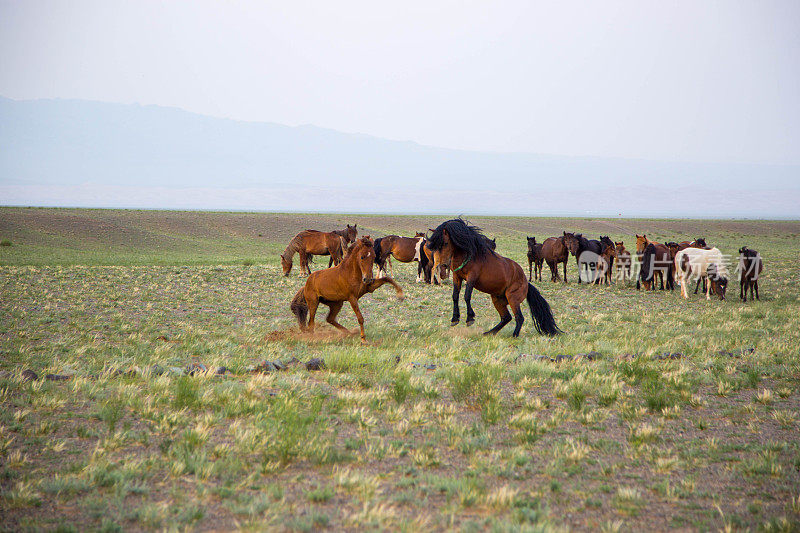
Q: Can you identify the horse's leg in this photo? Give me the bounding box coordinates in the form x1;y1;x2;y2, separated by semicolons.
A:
464;278;477;326
740;279;745;301
705;276;711;300
364;277;404;300
484;295;512;335
528;258;532;280
305;292;320;333
299;251;309;276
451;277;462;326
562;260;568;283
576;259;582;284
508;291;525;337
546;260;556;282
754;280;759;301
347;298;367;342
325;301;349;334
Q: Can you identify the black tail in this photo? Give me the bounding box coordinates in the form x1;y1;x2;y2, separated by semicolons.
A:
290;288;308;330
526;284;562;336
373;237;385;271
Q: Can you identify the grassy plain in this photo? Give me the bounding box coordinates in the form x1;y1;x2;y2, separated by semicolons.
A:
1;207;799;532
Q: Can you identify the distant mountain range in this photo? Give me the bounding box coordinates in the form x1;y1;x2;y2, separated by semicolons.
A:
1;96;798;217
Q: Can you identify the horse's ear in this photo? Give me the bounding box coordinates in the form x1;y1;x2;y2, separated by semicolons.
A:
563;231;567;236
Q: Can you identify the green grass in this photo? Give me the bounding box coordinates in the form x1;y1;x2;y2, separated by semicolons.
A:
1;207;799;531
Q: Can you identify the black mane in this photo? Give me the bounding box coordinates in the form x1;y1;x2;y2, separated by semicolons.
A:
427;218;494;260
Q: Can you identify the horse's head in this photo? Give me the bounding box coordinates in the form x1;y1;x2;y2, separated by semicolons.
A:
487;237;497;250
635;234;648;254
415;231;425;238
694;237;707;248
527;236;537;252
665;242;679;257
600;236;614;249
280;254;292;276
615;241;626;253
352;236;375;284
563;232;579;255
344;224;358;244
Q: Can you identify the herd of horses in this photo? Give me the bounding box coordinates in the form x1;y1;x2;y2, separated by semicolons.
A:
281;220;764;340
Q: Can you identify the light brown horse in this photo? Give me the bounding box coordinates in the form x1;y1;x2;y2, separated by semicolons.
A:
424;239;450;285
614;241;632;281
373;232;426;278
290;236;404;341
427;219;561;337
541;235;569;283
596;241;617;285
281;229;346;276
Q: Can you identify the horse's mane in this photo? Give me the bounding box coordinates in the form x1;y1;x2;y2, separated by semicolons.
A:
281;232;308;260
427;218;493;259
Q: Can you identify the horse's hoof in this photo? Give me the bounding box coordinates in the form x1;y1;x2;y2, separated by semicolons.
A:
466;319;474;327
450;320;459;326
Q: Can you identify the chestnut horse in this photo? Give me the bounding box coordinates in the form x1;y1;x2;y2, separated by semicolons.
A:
373;232;426;279
614;241;632;281
540;236;569;283
423;240;449;285
290;236;404;341
596;240;617;285
526;237;544;281
426;219;561;337
281;226;356;276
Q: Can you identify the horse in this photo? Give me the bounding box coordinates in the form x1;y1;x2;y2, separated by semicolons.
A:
330;224;358;264
596;240;617;286
526;237;544;281
563;233;607;284
290;236;404;342
423;239;448;285
674;247;728;300
635;234;673;290
426;219;561;337
281;230;345;276
540;235;569;283
737;246;763;301
373;232;426;279
614;241;632;281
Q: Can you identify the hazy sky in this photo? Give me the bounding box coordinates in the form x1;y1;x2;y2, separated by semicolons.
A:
1;0;799;165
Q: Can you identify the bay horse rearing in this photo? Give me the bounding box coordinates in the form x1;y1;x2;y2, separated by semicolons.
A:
426;219;561;337
290;236;404;341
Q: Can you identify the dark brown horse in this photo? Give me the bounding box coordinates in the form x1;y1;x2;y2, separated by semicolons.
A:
373;232;426;279
426;219;561;337
635;234;673;290
541;235;569;283
290;236;404;342
738;246;764;301
563;233;609;284
526;237;544;281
